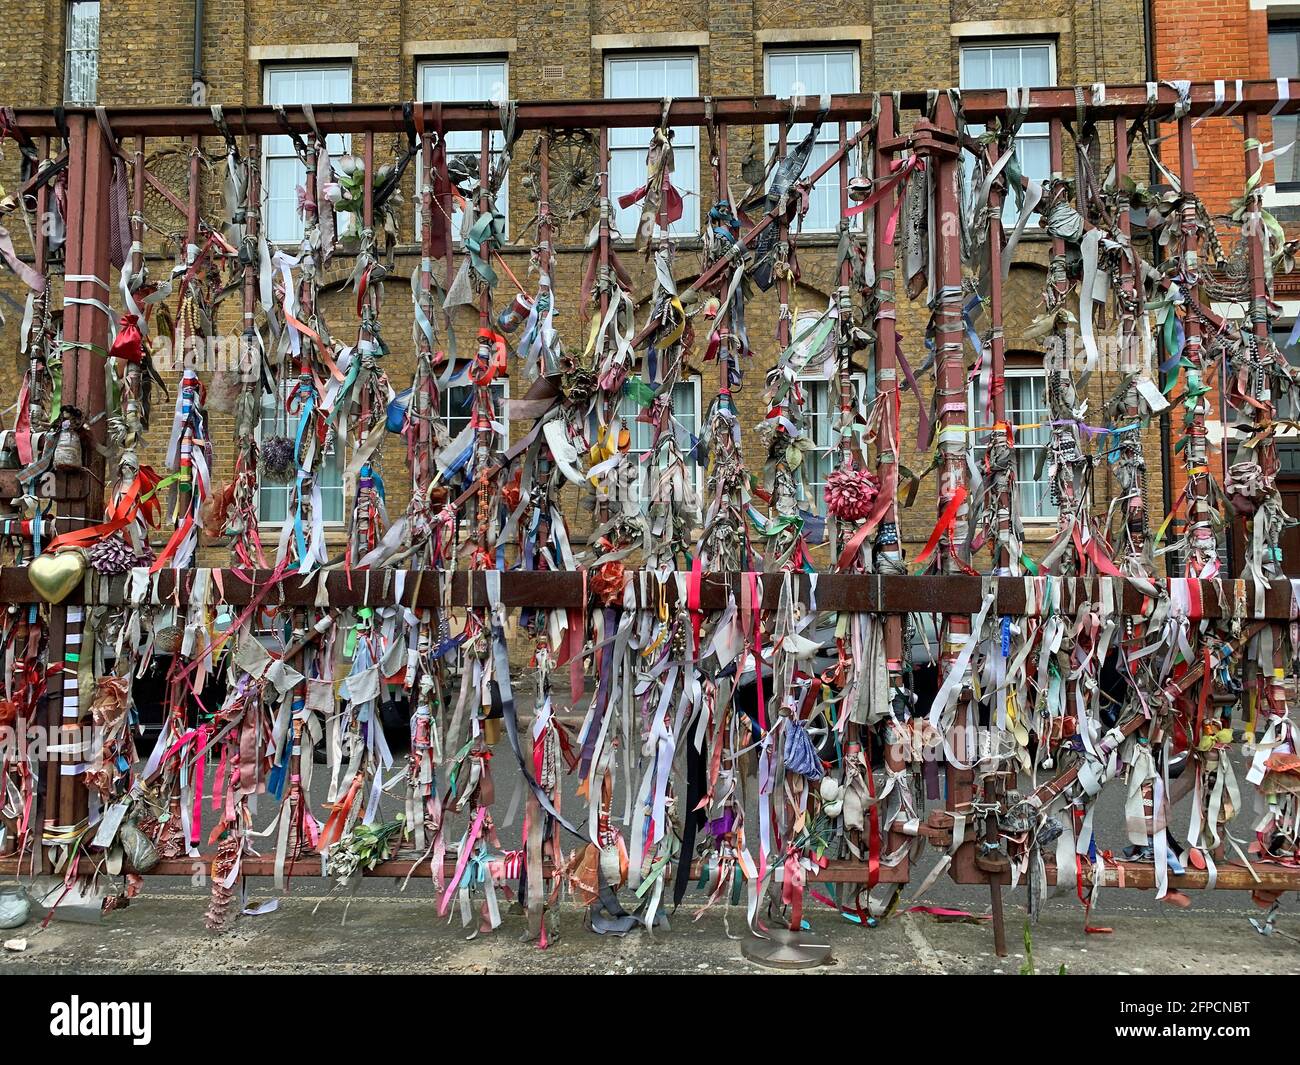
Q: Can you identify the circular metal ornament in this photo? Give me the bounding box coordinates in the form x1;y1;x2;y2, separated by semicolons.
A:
524;129;599;225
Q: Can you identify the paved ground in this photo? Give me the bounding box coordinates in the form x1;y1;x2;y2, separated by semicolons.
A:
1;880;1298;974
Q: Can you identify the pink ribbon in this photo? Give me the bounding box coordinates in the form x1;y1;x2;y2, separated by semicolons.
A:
439;805;489;917
0;226;45;293
845;155;925;248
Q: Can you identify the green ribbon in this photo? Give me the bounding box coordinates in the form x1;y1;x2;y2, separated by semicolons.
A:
622;376;657;410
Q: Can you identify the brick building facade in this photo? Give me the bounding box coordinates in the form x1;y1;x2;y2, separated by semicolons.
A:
1153;0;1300;568
0;1;1153;568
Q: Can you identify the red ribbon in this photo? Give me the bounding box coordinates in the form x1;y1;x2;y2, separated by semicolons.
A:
911;485;968;574
618;176;684;225
43;466;163;555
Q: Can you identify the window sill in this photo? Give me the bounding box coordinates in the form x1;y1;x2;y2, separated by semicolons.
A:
1022;521;1059;543
1264;184;1300;209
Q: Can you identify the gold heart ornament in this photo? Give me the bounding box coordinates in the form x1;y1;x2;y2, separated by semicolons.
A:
28;549;88;604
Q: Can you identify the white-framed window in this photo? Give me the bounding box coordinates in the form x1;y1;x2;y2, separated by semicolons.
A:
1275;322;1300;421
619;378;702;499
968;364;1056;520
64;1;100;105
418;58;510;240
258;386;345;525
262;64;353;244
787;310;866;513
1270;23;1300;188
441;379;511;448
605;53;700;239
764;47;859;233
959;41;1055;226
801;375;867;513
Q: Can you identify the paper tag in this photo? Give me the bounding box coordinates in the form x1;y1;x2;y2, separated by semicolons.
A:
1135;375;1170;415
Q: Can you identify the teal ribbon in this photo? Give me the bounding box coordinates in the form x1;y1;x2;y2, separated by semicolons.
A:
465;204;505;288
293;385;316;564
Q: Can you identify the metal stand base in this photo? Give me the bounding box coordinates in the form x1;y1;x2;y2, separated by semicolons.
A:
742;928;834;970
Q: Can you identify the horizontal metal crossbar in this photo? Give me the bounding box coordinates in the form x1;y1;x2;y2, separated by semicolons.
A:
6;569;1295;618
5;80;1300;137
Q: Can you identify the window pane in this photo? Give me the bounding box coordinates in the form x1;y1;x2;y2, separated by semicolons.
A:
441;381;509;447
1271;29;1300;185
960;43;1055;225
962;43;1053;91
262;65;353;243
990;48;1022;90
1014;134;1051;188
826;51;855;91
618;380;700;504
1020;45;1052;84
800;141;840;232
418;60;509;237
764;49;858;233
64;1;100;105
607;58;640;98
969;370;1056;519
768;53;797;96
258;387;346;523
1270;26;1300;79
1275;324;1300;418
606;55;700;236
962;47;990;89
799;369;864;514
265;158;301;242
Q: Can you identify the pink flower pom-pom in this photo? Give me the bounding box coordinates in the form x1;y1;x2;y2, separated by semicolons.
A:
824;466;880;522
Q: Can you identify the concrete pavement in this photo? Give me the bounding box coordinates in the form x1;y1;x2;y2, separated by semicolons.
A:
1;883;1297;975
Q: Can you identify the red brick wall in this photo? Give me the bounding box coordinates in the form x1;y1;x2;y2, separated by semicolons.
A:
1153;0;1273;542
1153;0;1271;216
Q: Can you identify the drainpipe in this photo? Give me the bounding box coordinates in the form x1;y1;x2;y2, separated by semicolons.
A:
190;0;207;106
1145;0;1177;574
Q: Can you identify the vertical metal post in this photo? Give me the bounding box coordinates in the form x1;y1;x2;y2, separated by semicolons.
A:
596;127;612;526
985;140;1010;572
982;136;1010;957
521;131;552;942
1046;119;1082;575
475;128;494;564
47;113;111;869
770;122;795;572
869;96;911;883
536;132;554;376
835;119;854;565
4;133;52;861
716;123;732;401
414;110;436;507
930;93;992;945
1178;115;1214;576
775;123;791;353
1112;118;1150;566
1242;112;1288;723
285;129;319;857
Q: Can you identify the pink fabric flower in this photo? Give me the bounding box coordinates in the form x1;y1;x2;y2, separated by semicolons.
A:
825;466;880;522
